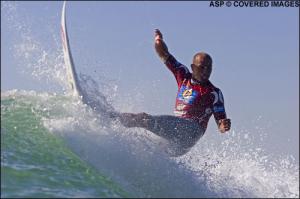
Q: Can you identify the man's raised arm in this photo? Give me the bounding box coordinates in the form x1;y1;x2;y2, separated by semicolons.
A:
154;29;189;86
154;29;170;62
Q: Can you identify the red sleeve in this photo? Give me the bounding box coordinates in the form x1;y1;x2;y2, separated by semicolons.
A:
164;54;190;86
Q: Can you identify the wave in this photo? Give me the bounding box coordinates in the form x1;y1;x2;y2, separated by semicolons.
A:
1;89;299;198
1;90;128;198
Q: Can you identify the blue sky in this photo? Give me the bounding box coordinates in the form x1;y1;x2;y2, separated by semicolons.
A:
1;1;299;160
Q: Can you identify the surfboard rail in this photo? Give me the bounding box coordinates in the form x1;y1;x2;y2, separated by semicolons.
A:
61;1;83;98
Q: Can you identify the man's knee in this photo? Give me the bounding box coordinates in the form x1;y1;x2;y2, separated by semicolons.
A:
137;112;156;129
119;113;136;127
119;112;154;129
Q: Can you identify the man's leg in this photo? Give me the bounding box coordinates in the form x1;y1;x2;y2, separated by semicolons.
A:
117;112;204;150
117;112;156;129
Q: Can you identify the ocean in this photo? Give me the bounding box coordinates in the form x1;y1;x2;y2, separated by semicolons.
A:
1;89;299;198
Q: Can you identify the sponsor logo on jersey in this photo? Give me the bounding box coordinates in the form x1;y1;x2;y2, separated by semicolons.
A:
183;89;193;98
178;86;198;104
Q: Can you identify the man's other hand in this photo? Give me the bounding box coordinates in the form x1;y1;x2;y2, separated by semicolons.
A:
218;118;231;133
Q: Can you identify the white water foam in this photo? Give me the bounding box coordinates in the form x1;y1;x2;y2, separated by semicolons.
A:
29;86;297;198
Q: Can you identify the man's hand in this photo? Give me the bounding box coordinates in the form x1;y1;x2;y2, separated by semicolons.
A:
218;118;231;133
155;29;163;41
154;29;169;62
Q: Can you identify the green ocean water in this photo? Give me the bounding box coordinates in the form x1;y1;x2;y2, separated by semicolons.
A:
1;92;129;198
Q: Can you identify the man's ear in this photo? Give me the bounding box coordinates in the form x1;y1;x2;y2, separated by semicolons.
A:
191;64;195;71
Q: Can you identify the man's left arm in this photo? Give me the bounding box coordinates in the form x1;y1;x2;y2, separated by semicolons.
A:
212;89;231;133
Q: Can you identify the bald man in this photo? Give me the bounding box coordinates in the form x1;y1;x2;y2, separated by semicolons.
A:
114;29;231;156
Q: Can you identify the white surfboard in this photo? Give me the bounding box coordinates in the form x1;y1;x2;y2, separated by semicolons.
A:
61;1;84;99
60;1;117;117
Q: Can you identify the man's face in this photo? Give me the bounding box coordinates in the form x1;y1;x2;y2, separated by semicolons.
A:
192;52;213;82
191;64;212;82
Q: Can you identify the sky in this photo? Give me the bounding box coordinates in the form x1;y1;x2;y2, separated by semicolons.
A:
1;1;299;161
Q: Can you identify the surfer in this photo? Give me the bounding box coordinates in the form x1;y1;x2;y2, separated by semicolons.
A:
61;2;229;155
114;29;231;155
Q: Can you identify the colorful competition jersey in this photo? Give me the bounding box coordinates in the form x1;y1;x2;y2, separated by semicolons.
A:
165;55;227;130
